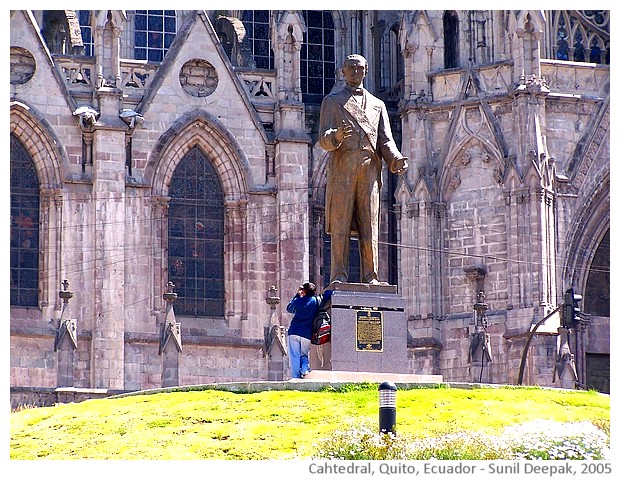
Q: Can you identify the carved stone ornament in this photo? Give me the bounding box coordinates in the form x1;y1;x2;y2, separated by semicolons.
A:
160;320;182;354
54;318;78;351
448;168;461;190
516;74;550;94
179;59;218;97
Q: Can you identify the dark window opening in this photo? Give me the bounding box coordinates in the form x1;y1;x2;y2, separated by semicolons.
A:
443;11;459;69
584;229;609;316
134;10;176;62
77;10;93;56
242;10;274;69
301;10;336;104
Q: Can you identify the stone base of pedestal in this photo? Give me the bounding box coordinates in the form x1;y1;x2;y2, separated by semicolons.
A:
310;282;409;375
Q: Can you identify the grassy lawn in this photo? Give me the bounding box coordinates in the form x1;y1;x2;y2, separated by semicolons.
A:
10;384;609;460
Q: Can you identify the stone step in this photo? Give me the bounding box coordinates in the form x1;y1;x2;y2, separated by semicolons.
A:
300;369;443;383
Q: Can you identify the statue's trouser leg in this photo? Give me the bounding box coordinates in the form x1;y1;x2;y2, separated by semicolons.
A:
328;154;356;283
330;233;351;283
355;170;380;283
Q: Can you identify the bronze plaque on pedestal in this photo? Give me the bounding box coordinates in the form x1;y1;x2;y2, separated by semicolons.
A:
355;310;383;352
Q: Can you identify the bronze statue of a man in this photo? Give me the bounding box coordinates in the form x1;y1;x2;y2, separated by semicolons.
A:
319;54;408;285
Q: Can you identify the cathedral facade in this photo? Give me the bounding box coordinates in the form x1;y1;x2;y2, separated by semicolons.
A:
9;10;610;407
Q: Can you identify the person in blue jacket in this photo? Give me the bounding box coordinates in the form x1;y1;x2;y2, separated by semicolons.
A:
286;282;333;378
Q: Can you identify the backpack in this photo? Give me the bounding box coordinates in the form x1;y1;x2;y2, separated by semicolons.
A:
311;309;331;345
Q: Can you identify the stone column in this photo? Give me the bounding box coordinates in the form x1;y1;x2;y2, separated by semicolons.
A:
508;23;555;314
151;196;170;325
224;199;248;333
272;12;311;301
90;88;127;390
94;11;123;87
39;189;64;317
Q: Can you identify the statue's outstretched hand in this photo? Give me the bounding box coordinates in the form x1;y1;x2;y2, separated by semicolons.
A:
390;157;408;175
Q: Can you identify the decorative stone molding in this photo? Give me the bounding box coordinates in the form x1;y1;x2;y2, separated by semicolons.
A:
515;189;531;204
447;168;461;190
10;47;36;85
266;285;280;310
406;201;420;218
464;265;487;283
515;73;550;95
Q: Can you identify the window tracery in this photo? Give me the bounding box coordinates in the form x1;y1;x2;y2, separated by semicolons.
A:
10;134;40;307
551;10;609;64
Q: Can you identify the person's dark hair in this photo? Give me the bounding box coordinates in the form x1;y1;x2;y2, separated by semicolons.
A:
302;282;316;296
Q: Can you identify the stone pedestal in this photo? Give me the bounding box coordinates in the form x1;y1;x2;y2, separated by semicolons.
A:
310;283;408;374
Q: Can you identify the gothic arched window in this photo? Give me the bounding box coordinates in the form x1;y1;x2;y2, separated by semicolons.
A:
556;13;570;60
551;11;609;64
584;229;610;316
168;146;225;317
242;10;274;69
589;37;602;64
443;11;459;69
390;24;404;84
134;10;177;62
10;134;40;307
301;10;336;104
573;27;586;62
387;23;405;101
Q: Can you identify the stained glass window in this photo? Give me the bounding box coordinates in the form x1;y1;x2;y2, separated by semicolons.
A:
573;28;586;62
168;146;225;317
242;11;274;69
590;38;602;64
552;11;609;64
556;14;570;61
134;10;176;62
301;10;336;104
10;134;40;307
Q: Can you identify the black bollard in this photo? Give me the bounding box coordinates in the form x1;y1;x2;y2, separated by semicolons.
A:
378;381;397;434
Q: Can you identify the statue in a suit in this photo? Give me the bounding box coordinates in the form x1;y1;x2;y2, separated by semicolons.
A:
319;54;408;285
